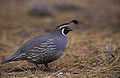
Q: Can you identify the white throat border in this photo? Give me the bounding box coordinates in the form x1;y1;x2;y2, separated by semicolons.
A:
61;28;66;36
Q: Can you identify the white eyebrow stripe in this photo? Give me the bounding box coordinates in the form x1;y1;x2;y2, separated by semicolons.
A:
59;25;69;28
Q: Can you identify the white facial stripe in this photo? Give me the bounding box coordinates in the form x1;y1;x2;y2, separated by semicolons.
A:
59;25;69;29
62;28;66;36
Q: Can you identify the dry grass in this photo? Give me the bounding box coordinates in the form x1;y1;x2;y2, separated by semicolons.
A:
0;0;120;78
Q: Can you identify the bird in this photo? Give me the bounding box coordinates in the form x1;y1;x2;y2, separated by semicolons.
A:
1;20;78;71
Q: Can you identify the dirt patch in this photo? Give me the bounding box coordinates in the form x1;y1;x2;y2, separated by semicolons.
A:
0;0;120;78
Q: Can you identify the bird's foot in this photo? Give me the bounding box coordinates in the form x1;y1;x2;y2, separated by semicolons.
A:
35;66;50;72
40;65;51;71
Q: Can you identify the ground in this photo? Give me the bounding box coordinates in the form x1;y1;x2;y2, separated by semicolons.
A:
0;0;120;78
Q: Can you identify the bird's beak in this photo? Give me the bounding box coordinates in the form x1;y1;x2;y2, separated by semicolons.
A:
69;29;72;31
68;27;72;31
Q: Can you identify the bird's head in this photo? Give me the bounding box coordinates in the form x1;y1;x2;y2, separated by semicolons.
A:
54;20;78;36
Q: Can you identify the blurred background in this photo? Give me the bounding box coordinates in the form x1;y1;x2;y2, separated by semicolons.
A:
0;0;120;78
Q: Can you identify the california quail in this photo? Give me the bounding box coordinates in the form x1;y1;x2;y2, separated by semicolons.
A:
1;20;78;70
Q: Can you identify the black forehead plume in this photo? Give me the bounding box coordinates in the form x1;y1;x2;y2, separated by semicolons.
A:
69;20;78;25
57;20;78;28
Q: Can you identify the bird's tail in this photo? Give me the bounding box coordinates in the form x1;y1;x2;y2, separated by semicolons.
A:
0;50;23;65
0;51;20;65
0;56;13;64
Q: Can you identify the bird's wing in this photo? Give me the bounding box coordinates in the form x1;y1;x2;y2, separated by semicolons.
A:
3;34;52;62
20;34;50;51
15;34;58;60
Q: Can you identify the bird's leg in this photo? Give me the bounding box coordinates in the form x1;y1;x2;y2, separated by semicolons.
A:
44;63;50;71
34;63;41;71
34;63;50;71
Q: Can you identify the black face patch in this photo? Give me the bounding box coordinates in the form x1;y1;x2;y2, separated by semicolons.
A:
61;27;72;35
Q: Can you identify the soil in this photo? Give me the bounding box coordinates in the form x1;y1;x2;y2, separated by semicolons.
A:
0;0;120;78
